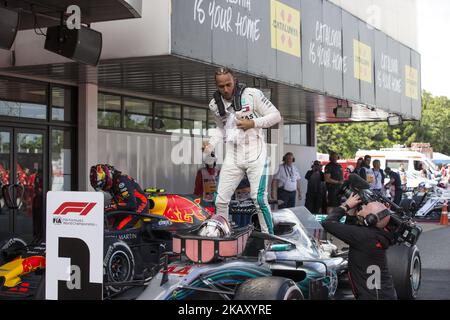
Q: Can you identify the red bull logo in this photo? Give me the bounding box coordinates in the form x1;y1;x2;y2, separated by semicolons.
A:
21;256;46;274
163;195;207;224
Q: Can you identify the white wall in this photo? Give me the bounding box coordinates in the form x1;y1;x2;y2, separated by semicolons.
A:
98;130;204;195
329;0;419;51
97;128;294;201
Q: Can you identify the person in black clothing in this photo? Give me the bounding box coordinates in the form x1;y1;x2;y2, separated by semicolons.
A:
322;193;397;300
324;151;344;214
384;167;403;205
359;155;372;181
353;157;365;178
90;164;149;230
305;160;325;214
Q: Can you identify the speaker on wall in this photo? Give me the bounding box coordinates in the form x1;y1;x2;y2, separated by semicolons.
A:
0;7;20;50
45;25;102;66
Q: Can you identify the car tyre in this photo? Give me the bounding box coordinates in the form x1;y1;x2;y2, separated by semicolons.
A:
387;244;421;300
234;276;304;300
103;237;135;294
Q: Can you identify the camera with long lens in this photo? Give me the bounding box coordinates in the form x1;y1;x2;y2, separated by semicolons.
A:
339;174;423;247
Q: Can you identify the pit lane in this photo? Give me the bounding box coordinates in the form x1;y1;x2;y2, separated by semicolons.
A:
329;222;450;300
415;223;450;300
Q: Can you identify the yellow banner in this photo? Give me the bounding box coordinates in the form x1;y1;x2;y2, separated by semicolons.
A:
405;65;419;100
353;39;373;83
271;0;301;58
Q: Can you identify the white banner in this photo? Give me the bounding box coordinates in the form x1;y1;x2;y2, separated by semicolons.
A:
45;192;103;300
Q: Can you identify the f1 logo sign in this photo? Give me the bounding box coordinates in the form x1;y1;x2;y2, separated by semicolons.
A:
54;202;97;216
46;192;103;300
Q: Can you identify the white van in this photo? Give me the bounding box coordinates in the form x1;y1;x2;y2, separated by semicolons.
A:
355;148;440;188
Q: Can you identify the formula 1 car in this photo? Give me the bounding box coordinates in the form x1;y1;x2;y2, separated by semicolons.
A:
0;238;46;299
0;190;211;299
400;184;450;222
0;193;421;300
132;207;345;300
130;206;421;301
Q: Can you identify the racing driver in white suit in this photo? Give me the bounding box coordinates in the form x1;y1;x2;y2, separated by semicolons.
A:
203;67;282;235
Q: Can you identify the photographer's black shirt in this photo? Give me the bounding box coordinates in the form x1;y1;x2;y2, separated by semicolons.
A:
322;207;397;300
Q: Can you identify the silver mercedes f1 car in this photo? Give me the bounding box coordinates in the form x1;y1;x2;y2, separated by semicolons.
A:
126;207;420;300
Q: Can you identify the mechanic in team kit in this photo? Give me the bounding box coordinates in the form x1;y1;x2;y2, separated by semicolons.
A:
322;193;397;300
194;152;220;205
271;152;302;209
90;164;148;230
203;67;281;235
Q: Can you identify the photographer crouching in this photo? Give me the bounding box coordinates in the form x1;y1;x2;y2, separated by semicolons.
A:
322;193;397;300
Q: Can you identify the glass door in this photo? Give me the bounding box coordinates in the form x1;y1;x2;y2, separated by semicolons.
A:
14;129;45;242
0;129;11;237
0;127;46;242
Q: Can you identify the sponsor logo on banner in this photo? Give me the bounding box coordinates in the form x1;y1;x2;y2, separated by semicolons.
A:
353;39;373;83
405;65;419;100
270;0;301;57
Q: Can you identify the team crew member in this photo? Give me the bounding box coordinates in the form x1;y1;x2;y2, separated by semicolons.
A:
324;151;344;214
90;164;148;230
203;67;281;235
354;158;365;178
384;167;403;205
194;153;220;204
322;194;397;300
399;164;408;191
360;155;372;181
305;160;325;214
371;160;385;193
362;155;376;186
271;152;302;209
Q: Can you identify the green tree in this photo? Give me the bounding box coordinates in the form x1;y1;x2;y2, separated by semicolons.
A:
317;91;450;158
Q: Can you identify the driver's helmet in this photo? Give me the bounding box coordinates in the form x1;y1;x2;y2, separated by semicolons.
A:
90;164;115;192
198;215;231;238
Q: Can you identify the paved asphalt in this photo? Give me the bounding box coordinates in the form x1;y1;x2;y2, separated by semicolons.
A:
415;224;450;300
329;222;450;300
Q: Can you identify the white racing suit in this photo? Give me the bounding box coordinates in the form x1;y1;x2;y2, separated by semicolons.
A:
208;88;281;234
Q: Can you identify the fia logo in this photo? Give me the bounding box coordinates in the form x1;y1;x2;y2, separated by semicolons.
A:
53;217;62;225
